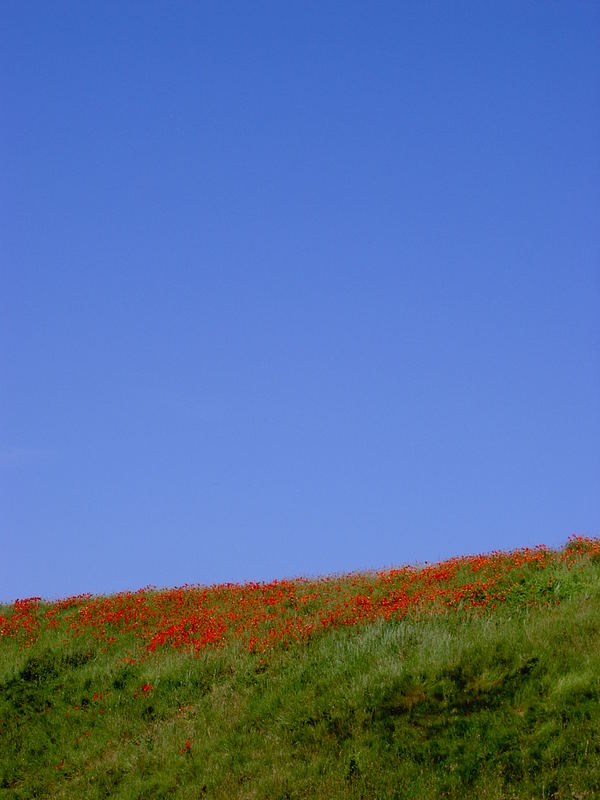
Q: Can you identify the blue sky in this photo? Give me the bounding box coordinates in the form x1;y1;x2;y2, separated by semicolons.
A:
2;1;599;602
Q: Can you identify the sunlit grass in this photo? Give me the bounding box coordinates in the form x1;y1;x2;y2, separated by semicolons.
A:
1;537;599;798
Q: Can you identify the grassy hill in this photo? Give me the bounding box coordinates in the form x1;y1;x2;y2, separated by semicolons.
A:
1;536;599;799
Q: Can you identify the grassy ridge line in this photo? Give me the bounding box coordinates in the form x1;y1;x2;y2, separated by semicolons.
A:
1;537;595;659
0;538;599;799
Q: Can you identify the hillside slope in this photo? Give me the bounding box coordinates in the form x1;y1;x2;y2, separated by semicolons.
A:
1;537;599;799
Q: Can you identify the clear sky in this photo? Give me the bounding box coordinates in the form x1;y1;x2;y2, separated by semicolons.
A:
2;2;599;603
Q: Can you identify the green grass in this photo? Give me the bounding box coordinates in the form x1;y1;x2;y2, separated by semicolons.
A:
1;543;600;799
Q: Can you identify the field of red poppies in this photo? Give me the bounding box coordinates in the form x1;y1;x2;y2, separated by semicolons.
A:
3;535;596;660
2;536;599;800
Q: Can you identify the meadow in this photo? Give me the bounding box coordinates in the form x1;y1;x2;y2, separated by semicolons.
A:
1;536;599;799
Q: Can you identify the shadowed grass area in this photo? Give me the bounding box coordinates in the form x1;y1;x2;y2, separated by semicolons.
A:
1;539;599;799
